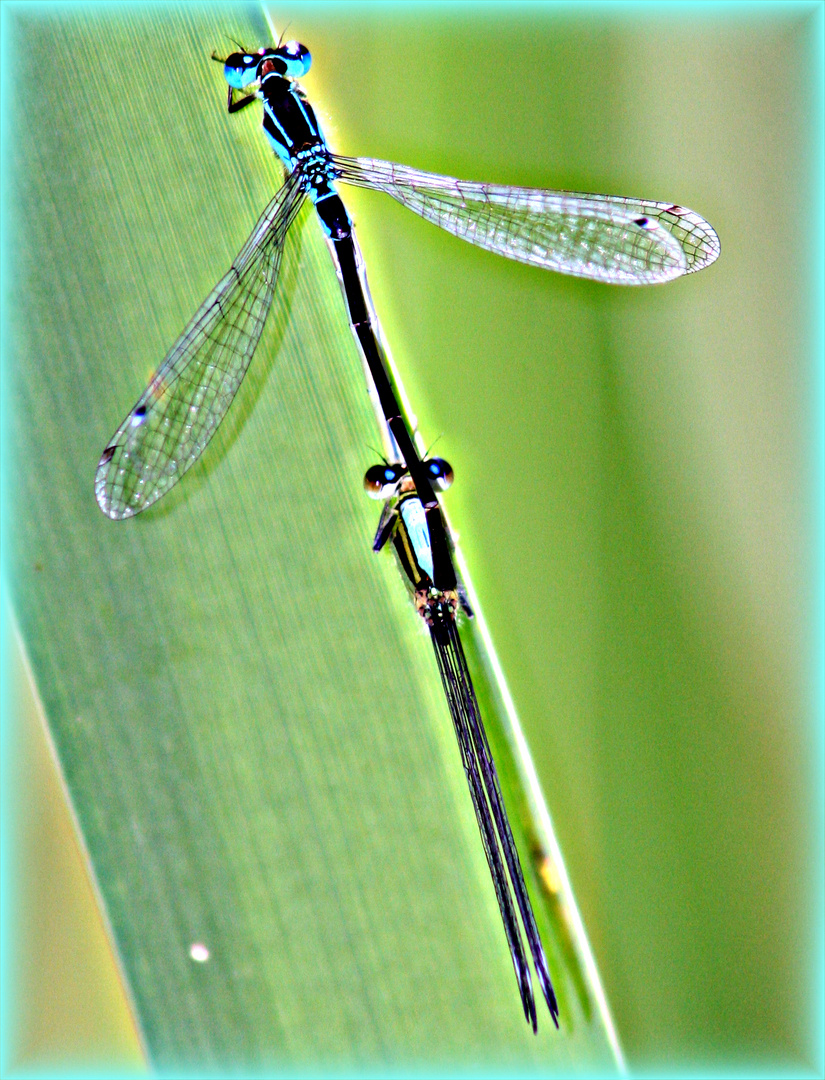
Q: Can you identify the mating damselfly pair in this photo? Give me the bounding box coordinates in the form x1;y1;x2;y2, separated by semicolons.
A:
95;40;719;1031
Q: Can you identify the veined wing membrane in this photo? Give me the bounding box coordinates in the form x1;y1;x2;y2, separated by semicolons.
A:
334;156;720;285
95;172;306;519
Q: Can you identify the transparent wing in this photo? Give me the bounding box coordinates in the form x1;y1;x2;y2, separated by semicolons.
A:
334;155;719;285
95;173;306;519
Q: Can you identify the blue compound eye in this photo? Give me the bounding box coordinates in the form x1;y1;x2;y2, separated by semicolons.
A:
425;457;454;491
278;41;312;78
223;51;261;90
364;463;405;499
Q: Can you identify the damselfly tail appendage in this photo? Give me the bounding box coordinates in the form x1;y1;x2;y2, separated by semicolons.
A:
429;608;560;1031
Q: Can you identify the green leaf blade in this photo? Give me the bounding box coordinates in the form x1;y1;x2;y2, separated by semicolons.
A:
6;6;620;1071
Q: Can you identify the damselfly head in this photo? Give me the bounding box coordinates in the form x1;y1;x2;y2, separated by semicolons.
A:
364;463;406;499
222;41;311;88
364;456;453;499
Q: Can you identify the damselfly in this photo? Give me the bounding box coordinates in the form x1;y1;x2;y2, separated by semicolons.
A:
95;41;719;1030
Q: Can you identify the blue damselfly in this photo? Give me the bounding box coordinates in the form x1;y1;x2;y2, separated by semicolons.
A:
95;41;719;1030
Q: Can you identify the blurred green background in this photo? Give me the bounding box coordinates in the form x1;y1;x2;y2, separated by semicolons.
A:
5;1;822;1075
